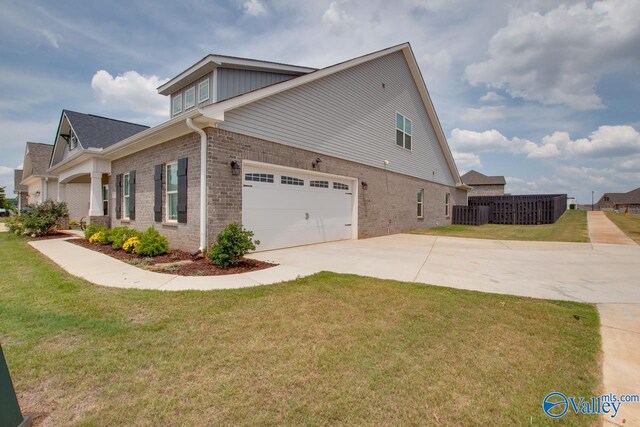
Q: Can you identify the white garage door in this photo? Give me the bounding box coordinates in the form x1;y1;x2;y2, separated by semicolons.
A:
242;164;355;251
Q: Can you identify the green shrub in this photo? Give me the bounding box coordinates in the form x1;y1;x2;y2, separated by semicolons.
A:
9;200;68;237
84;223;108;240
109;226;140;250
208;222;260;267
134;227;169;257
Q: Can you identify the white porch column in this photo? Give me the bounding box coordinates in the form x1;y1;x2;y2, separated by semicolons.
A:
58;183;66;203
89;172;104;216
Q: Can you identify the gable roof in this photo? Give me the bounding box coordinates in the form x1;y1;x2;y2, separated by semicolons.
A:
14;169;27;192
461;170;506;186
199;43;464;186
63;110;149;150
602;187;640;205
23;142;54;179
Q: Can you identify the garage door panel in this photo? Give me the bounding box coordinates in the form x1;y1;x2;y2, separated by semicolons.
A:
242;165;354;251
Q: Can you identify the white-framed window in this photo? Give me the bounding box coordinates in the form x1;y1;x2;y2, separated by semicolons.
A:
198;79;210;103
185;87;196;109
102;184;109;216
333;182;349;190
123;173;130;220
166;161;178;222
245;173;274;183
69;130;78;150
172;94;183;115
417;189;424;218
281;176;304;186
310;180;329;188
445;193;451;217
396;112;412;150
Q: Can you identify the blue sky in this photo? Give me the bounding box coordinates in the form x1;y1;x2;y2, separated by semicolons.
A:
1;0;639;203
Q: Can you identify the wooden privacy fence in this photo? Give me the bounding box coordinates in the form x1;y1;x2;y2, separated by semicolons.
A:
452;205;489;226
459;194;567;225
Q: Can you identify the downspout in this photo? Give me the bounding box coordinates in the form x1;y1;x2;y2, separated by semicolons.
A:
186;117;208;252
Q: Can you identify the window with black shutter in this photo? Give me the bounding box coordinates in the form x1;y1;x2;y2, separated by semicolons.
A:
154;164;163;222
177;158;188;223
129;170;136;220
115;174;122;219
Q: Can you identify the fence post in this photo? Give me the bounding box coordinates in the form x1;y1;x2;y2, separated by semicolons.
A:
0;344;30;427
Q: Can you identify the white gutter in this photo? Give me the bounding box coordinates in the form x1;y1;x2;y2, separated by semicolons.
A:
186;117;208;252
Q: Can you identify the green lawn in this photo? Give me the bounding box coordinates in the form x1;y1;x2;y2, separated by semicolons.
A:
412;209;589;242
0;233;600;426
605;211;640;244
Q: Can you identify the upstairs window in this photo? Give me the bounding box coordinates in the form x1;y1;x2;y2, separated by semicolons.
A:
198;79;210;103
396;112;412;150
172;94;183;115
69;130;78;150
417;189;424;218
185;87;196;109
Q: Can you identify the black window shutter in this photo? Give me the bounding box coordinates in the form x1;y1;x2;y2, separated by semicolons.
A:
115;174;122;219
177;157;188;223
129;170;136;220
154;165;163;222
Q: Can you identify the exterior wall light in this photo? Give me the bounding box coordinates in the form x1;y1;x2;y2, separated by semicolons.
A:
361;181;368;190
312;157;323;168
230;161;241;176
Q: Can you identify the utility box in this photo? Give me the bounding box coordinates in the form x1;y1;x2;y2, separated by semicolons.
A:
0;344;29;427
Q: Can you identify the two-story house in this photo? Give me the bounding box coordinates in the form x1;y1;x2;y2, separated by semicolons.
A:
48;43;468;252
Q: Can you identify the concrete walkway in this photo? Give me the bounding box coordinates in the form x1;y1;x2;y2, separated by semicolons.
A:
588;211;636;245
28;238;316;291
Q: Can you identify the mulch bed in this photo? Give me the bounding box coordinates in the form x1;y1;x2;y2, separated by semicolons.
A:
67;238;276;276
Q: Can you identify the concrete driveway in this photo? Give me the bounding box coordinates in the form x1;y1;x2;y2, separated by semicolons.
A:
249;234;640;303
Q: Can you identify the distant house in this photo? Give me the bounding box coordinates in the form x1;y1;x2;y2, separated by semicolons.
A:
597;187;640;214
461;170;506;197
19;142;58;206
13;169;28;211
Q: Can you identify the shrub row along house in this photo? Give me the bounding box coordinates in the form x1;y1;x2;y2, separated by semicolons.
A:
14;43;469;252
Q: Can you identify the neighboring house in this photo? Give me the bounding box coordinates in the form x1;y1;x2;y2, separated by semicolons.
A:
567;197;577;210
47;43;469;251
20;142;58;206
13;169;28;211
47;110;149;224
597;187;640;214
460;170;506;197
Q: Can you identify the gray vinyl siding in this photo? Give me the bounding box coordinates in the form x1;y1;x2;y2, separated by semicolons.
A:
219;51;456;186
216;68;297;102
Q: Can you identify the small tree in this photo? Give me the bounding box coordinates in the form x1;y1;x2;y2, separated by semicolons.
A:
208;222;260;267
7;200;68;236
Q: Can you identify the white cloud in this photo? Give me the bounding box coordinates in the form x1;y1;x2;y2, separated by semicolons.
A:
422;50;452;74
460;106;506;122
465;0;640;110
91;70;169;117
0;166;13;175
322;1;353;26
449;128;562;159
479;91;504;102
452;151;481;171
40;29;61;48
243;0;266;16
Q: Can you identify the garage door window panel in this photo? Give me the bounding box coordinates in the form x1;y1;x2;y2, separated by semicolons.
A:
245;173;274;183
333;182;349;190
281;176;304;186
310;180;329;188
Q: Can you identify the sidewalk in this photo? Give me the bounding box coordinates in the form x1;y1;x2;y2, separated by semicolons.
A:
28;238;318;291
586;211;640;426
588;211;636;245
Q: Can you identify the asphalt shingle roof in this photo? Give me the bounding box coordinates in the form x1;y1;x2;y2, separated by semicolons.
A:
26;142;54;177
64;110;149;150
603;187;640;205
14;169;27;192
460;170;506;186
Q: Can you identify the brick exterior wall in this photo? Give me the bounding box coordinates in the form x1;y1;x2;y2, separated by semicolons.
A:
467;184;505;197
110;133;201;251
109;127;467;251
205;127;466;245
